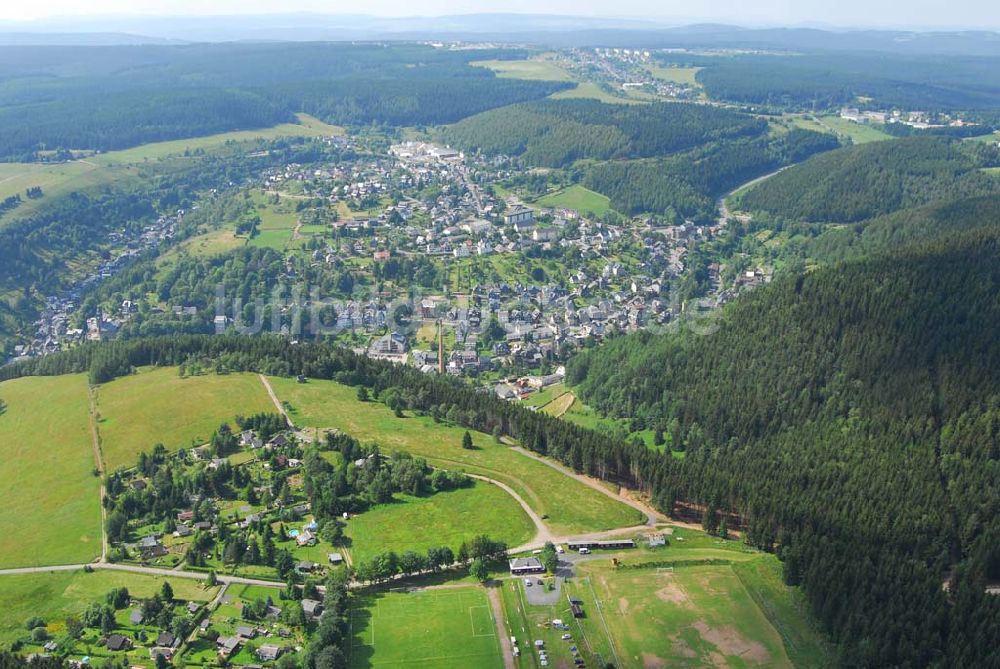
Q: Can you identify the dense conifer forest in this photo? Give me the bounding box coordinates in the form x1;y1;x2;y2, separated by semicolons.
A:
443;99;766;166
567;229;1000;666
738;136;1000;222
0;43;567;160
583;129;837;219
685;52;1000;112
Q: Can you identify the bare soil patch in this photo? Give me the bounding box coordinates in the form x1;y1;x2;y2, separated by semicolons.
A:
693;621;771;664
642;652;667;668
654;575;690;605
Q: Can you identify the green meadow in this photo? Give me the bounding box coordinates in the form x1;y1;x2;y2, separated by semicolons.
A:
0;569;218;644
268;376;642;534
344;482;535;563
471;57;576;82
647;65;703;87
95;367;274;469
551;82;641;104
573;562;790;668
0;114;341;225
349;587;502;669
0;374;102;568
90;114;343;166
819;116;892;144
534;184;612;217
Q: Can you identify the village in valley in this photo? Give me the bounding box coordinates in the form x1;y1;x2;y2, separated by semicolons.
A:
10;128;774;415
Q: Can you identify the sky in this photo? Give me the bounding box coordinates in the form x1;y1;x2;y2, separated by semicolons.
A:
0;0;997;30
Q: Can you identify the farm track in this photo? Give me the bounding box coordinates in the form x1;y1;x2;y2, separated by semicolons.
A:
260;374;293;426
487;584;517;669
87;385;108;562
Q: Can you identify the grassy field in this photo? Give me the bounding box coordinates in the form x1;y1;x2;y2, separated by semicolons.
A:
551;82;640;105
95;368;274;469
812;115;892;144
0;569;219;644
91;114;343;165
534;184;612;217
0;374;102;568
344;482;535;563
572;562;790;668
268;376;642;534
733;558;834;668
647;65;702;86
349;587;502;668
472;57;576;82
0;114;341;225
539;392;576;418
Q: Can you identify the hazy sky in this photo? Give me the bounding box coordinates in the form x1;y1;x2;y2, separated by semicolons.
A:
0;0;996;30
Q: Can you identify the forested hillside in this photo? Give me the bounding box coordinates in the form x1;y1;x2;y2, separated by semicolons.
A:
688;51;1000;111
582;128;837;220
0;43;568;160
789;193;1000;264
567;230;1000;666
444;98;837;221
738;136;1000;222
442;99;766;167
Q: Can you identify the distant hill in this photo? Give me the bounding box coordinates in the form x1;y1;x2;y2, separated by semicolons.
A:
737;136;1000;222
4;16;1000;55
0;32;183;46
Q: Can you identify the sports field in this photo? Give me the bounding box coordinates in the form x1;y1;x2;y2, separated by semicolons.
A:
344;483;535;563
534;184;612;217
0;569;219;644
349;587;502;668
574;562;797;668
95;367;275;469
268;376;642;534
0;374;102;568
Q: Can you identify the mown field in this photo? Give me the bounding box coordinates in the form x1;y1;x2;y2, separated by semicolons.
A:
95;367;274;470
91;113;343;166
562;529;832;668
268;376;642;534
472;57;576;82
0;374;102;568
0;569;218;644
647;65;703;86
789;114;891;144
344;482;535;563
534;184;612;217
551;82;640;105
575;563;792;668
349;587;502;669
0;114;341;225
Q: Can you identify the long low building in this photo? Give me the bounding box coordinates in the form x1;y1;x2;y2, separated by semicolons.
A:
509;556;545;575
566;539;636;551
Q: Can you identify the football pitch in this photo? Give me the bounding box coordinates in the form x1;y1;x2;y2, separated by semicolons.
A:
348;588;503;668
